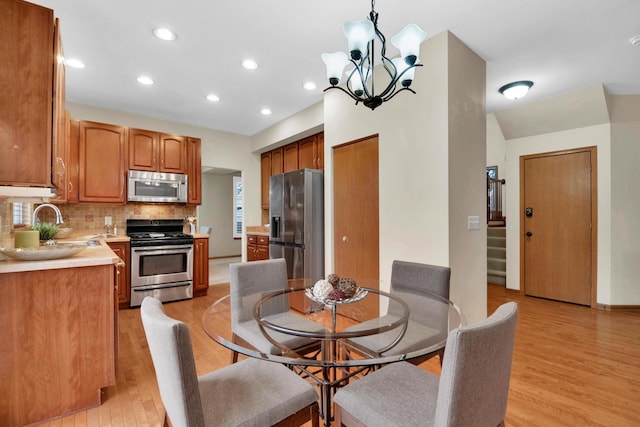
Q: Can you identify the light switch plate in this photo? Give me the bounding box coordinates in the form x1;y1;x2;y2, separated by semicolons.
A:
468;216;480;230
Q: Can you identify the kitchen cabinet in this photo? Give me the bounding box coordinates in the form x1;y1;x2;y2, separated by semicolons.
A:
260;152;271;208
194;236;209;296
0;0;54;187
187;137;202;205
283;143;299;172
52;18;69;202
247;234;269;261
108;241;130;309
129;130;187;174
271;148;284;175
0;263;117;425
78;121;128;203
298;132;324;170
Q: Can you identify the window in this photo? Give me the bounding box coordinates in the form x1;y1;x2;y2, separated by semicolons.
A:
12;202;32;227
233;176;243;238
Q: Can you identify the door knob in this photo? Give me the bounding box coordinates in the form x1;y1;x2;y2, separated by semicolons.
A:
526;231;533;237
342;235;348;243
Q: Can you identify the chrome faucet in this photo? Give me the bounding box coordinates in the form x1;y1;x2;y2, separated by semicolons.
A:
32;203;65;225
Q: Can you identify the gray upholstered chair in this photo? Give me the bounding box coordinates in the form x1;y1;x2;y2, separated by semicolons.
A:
230;258;325;363
333;301;518;427
343;260;451;365
140;297;320;427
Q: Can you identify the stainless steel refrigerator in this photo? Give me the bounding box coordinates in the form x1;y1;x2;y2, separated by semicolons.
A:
269;169;324;313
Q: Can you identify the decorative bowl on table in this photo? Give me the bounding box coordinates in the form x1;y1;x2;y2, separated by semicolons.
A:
0;242;90;261
305;274;368;305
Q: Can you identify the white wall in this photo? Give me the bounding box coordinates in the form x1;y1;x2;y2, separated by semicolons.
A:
486;113;506;175
197;172;242;258
324;31;487;323
67;102;259;261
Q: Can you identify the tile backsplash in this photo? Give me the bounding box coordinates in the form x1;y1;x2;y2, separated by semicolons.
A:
1;202;196;241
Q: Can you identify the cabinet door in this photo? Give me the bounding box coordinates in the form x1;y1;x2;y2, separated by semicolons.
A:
52;18;68;201
159;134;187;173
78;121;128;203
271;148;284;175
194;237;209;296
107;241;130;308
316;132;324;170
129;128;159;171
256;236;269;260
283;143;299;172
260;153;271;208
187;137;202;205
297;136;316;169
0;1;53;186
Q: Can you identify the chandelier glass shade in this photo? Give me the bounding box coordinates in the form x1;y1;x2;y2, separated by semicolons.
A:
322;0;426;110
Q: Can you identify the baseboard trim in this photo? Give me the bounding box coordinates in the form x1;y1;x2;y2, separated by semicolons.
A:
596;304;640;312
209;255;241;260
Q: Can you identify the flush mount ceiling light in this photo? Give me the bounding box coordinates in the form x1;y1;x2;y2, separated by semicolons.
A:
260;108;272;115
499;80;534;100
206;94;220;102
242;59;258;70
303;82;317;91
321;0;427;110
153;28;177;41
630;35;640;46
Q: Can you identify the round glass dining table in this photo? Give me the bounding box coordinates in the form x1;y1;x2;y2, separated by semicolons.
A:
201;278;462;426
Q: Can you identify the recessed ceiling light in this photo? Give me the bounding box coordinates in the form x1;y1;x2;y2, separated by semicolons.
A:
303;82;317;90
242;59;258;70
65;58;85;69
260;108;272;115
206;94;220;102
137;75;154;85
630;35;640;46
153;28;177;41
498;80;533;100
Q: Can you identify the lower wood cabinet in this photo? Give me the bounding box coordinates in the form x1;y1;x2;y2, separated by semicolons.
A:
247;234;269;261
194;236;209;296
107;241;130;309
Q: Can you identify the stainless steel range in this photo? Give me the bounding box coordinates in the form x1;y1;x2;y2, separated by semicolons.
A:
126;219;194;307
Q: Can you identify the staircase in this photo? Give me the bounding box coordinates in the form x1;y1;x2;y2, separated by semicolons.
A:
487;226;506;285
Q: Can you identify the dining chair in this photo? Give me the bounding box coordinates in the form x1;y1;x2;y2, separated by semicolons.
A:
333;301;518;427
342;260;451;365
140;297;320;427
229;258;325;363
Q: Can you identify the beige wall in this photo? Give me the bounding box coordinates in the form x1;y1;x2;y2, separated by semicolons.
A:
609;95;640;304
324;31;487;323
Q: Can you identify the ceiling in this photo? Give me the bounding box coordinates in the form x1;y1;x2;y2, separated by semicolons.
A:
32;0;640;137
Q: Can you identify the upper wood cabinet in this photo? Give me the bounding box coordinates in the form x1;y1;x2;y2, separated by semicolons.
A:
0;0;54;187
283;143;299;172
129;130;187;173
78;121;128;203
160;134;187;173
52;19;69;202
187;137;202;205
260;152;271;208
271;148;284;175
298;132;324;170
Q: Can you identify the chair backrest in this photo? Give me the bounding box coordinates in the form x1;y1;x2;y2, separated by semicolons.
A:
229;258;290;327
434;301;519;426
389;260;451;325
390;260;451;298
140;297;204;427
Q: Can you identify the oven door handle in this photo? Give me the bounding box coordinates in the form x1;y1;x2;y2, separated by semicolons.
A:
132;245;193;254
132;281;193;292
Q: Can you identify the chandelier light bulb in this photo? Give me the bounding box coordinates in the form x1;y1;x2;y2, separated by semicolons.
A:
391;24;427;65
343;19;375;61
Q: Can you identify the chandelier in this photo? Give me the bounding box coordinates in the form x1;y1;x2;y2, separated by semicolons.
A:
321;0;427;110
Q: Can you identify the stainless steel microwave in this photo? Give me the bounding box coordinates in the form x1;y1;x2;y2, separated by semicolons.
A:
127;170;188;203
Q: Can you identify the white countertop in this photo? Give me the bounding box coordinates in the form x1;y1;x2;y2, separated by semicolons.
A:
0;240;121;274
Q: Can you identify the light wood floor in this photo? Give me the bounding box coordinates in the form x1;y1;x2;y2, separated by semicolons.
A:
37;284;640;426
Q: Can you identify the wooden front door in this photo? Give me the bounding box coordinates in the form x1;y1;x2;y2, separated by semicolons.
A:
333;135;379;320
521;147;596;306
